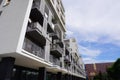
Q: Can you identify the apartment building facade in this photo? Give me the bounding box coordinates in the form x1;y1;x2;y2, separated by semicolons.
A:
64;38;86;78
0;0;86;80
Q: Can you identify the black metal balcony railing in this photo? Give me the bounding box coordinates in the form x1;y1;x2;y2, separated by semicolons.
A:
23;38;45;59
50;55;61;67
50;44;63;57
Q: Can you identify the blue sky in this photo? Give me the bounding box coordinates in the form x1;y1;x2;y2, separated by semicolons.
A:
62;0;120;64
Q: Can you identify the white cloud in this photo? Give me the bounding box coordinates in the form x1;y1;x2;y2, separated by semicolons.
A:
63;0;120;45
66;30;74;37
83;57;97;64
77;45;102;64
83;57;115;64
79;45;101;58
62;0;120;63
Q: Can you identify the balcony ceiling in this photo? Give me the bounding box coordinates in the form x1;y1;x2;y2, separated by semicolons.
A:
50;50;62;58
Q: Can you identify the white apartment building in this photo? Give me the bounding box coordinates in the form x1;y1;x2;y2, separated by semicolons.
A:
0;0;86;80
64;38;86;78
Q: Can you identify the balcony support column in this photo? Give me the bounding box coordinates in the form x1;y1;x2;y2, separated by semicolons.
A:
72;76;74;80
73;76;75;80
74;76;77;80
66;74;70;80
0;57;15;80
38;67;46;80
57;72;62;80
45;40;50;62
64;74;68;80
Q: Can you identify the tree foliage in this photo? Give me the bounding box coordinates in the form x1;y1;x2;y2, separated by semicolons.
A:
93;72;109;80
107;58;120;80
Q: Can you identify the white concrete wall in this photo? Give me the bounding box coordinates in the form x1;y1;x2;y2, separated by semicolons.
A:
0;0;32;54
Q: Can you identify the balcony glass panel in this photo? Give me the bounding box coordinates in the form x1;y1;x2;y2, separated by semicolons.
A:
50;55;61;67
26;22;46;47
27;22;42;32
50;44;63;57
23;38;45;59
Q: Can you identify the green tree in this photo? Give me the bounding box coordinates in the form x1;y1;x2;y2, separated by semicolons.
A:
107;58;120;80
93;72;108;80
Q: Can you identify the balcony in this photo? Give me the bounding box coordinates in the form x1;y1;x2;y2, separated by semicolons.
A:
50;44;63;57
56;41;64;48
30;4;44;26
50;55;61;67
50;33;59;40
32;1;40;10
47;23;54;33
64;63;70;70
65;47;70;55
23;38;45;59
64;56;71;64
26;22;46;47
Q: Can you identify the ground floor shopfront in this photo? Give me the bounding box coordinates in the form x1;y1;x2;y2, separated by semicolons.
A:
0;57;85;80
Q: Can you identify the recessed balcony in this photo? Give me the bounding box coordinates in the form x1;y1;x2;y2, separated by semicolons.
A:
50;44;63;57
30;7;44;26
56;41;64;48
64;56;71;64
65;47;70;55
23;38;45;59
47;23;54;33
26;22;46;47
50;55;61;67
50;33;59;40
